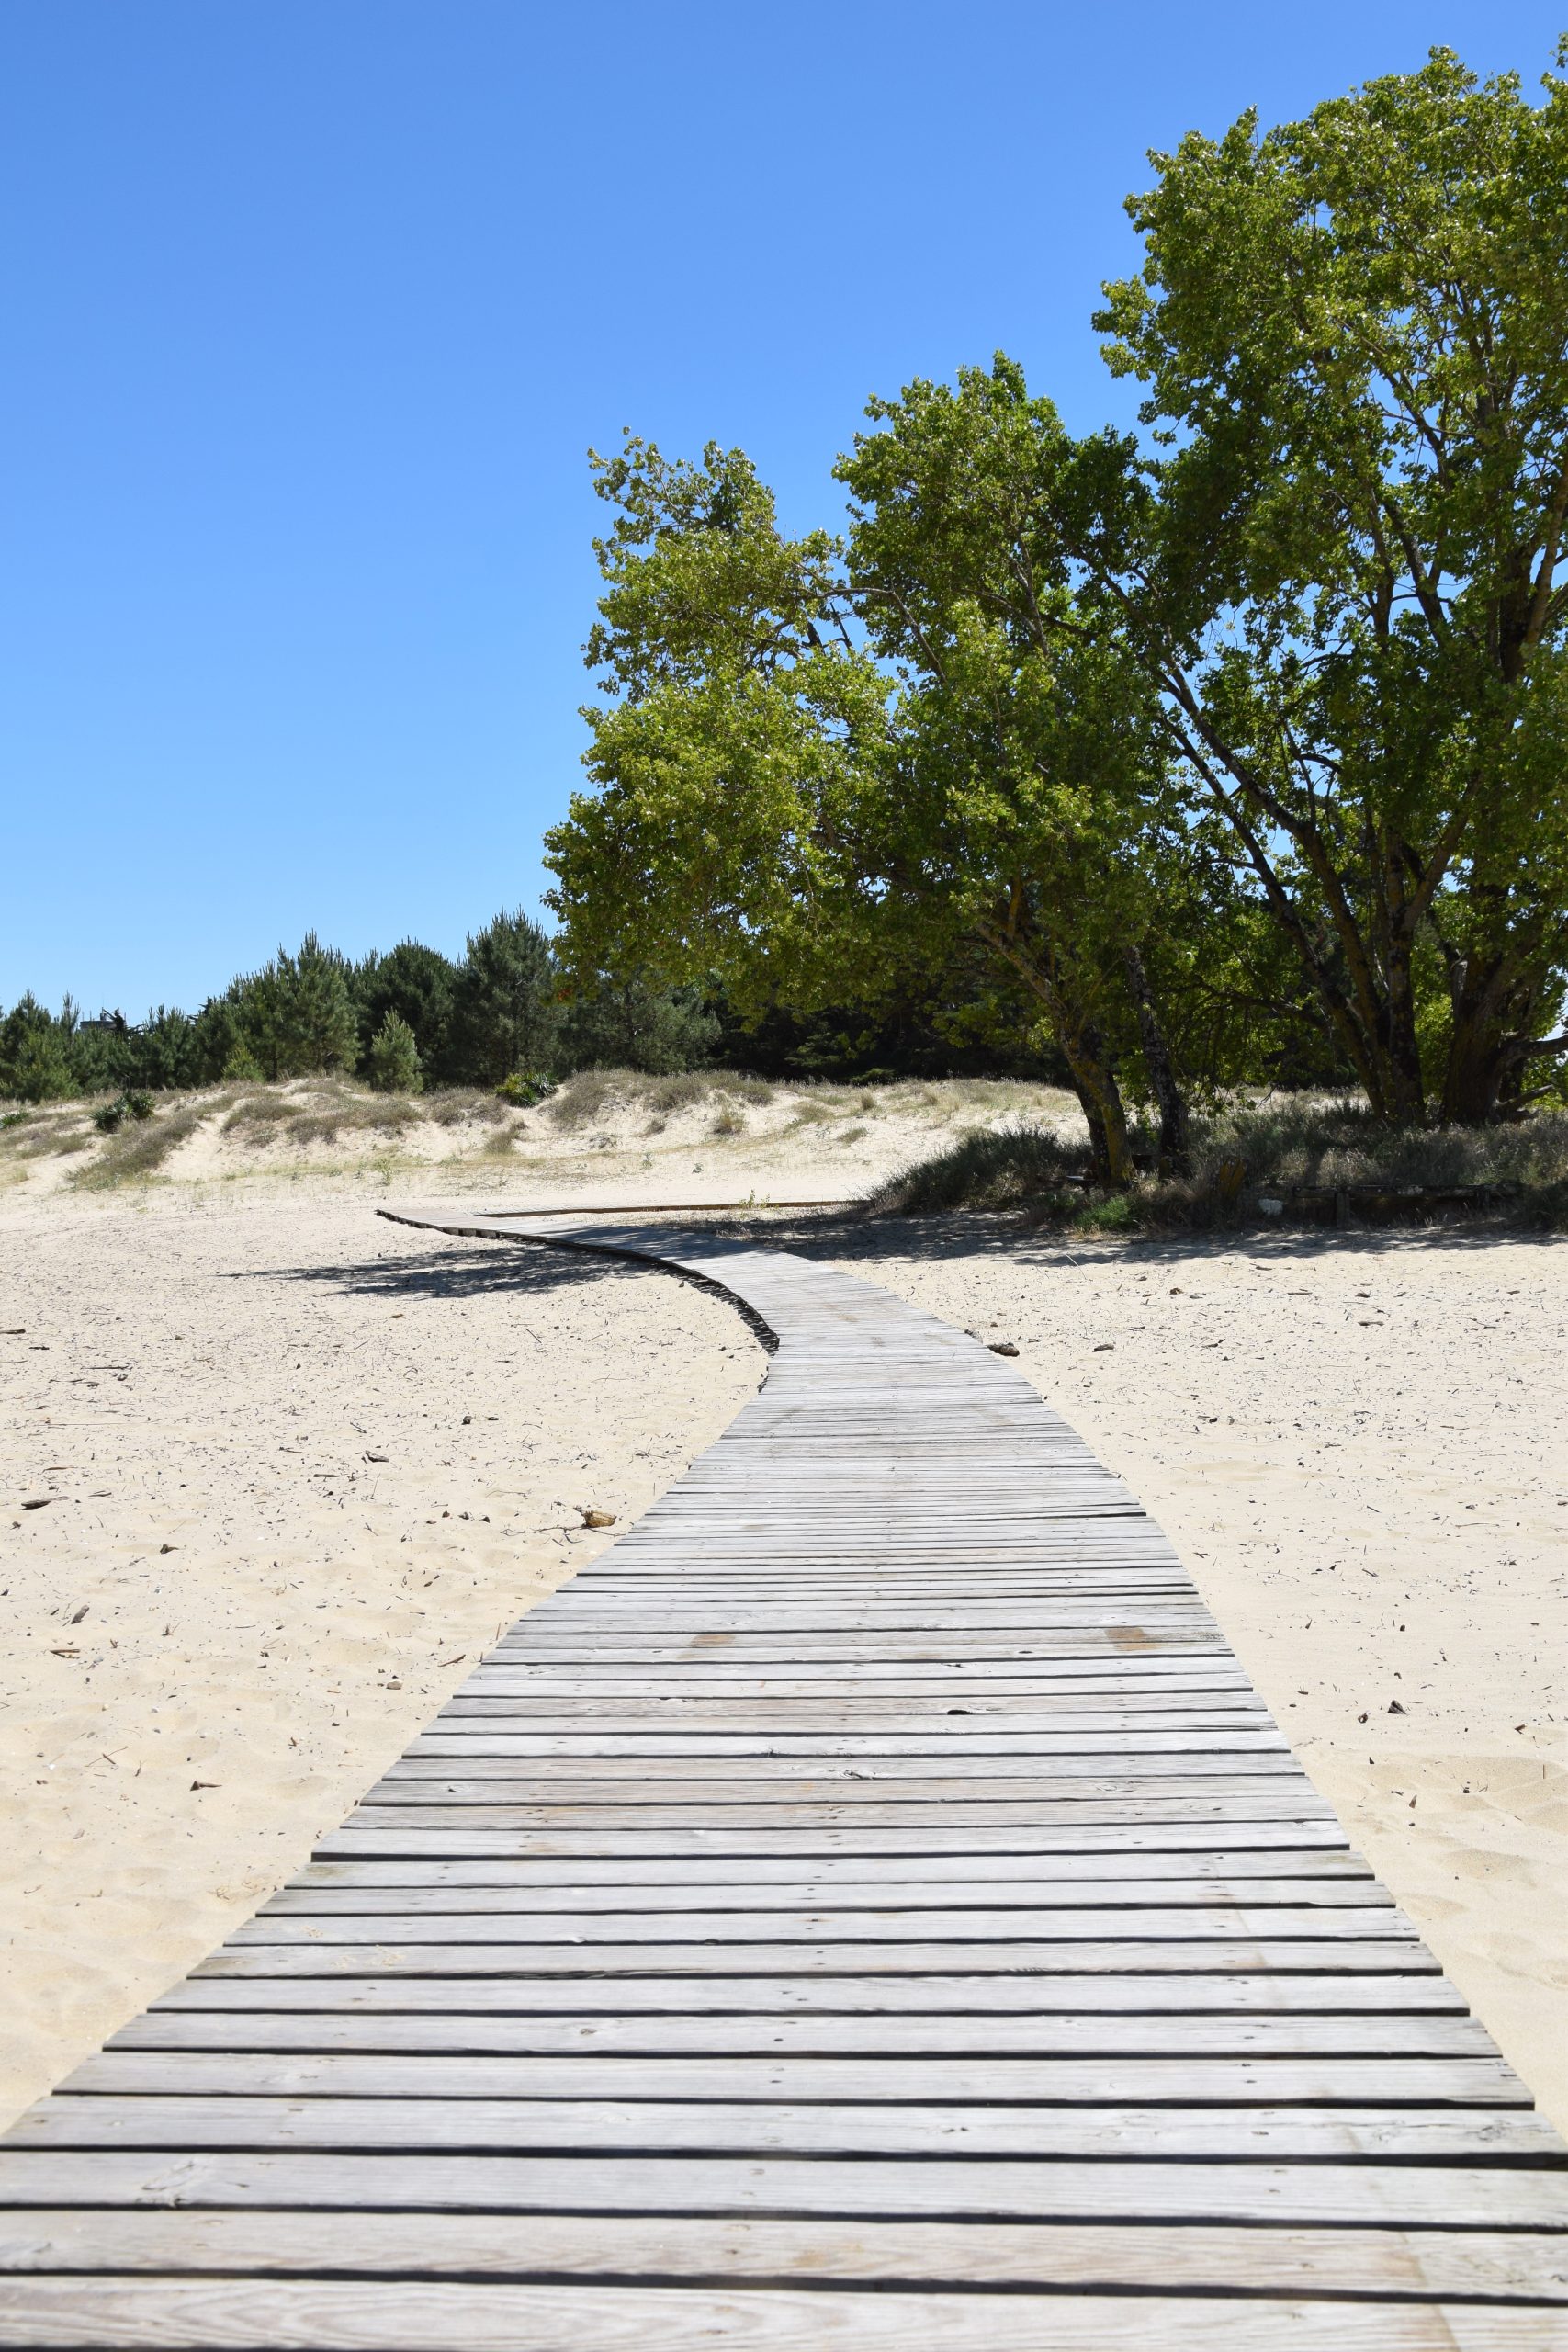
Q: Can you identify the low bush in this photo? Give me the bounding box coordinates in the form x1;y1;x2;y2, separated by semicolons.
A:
547;1066;775;1129
639;1071;713;1116
221;1092;285;1136
495;1071;555;1107
283;1093;425;1148
423;1088;512;1128
869;1122;1086;1213
92;1090;155;1133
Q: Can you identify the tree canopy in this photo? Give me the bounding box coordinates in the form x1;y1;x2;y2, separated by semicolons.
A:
546;41;1568;1145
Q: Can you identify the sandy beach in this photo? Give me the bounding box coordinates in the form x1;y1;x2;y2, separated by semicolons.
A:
2;1091;1563;2135
0;1192;760;2129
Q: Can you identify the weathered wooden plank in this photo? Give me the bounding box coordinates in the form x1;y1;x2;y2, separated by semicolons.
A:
436;1702;1278;1725
402;1730;1293;1756
5;2149;1563;2229
314;1818;1356;1860
282;1849;1374;1885
148;1970;1468;2015
258;1875;1395;1914
3;2278;1564;2350
331;1787;1335;1825
222;1902;1416;1944
107;2010;1499;2058
457;1664;1255;1688
4;2211;1564;2302
355;1763;1322;1797
188;1938;1438;1976
61;2052;1526;2105
15;2096;1554;2160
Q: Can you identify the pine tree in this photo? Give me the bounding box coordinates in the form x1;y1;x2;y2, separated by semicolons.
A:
367;1010;423;1094
451;910;560;1085
230;936;360;1078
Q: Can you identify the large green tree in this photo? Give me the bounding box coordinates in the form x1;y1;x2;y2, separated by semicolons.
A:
1080;42;1568;1121
547;421;1205;1182
230;934;360;1080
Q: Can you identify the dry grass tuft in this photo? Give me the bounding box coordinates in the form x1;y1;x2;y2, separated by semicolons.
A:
870;1123;1083;1213
73;1100;211;1188
869;1097;1568;1231
423;1090;512;1129
221;1081;426;1148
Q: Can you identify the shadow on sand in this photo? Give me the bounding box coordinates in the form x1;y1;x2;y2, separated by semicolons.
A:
246;1198;1563;1324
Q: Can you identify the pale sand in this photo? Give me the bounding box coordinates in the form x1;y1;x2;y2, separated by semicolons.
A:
0;1193;761;2129
1;1128;1563;2139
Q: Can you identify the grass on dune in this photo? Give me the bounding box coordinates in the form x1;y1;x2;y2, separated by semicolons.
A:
869;1098;1568;1230
547;1068;778;1130
72;1098;212;1187
869;1122;1086;1212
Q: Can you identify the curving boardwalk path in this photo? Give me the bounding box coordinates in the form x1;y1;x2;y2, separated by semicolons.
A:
1;1212;1565;2346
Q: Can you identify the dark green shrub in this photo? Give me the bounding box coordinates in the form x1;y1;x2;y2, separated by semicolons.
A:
367;1012;423;1095
94;1089;160;1135
350;941;461;1080
869;1123;1087;1213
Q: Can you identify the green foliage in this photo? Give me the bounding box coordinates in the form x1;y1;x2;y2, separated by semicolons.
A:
545;401;1198;1179
92;1090;156;1133
366;1011;423;1095
495;1070;555;1105
229;934;361;1080
350;941;461;1081
1075;1192;1136;1233
110;1007;203;1091
1089;41;1568;1121
0;996;75;1102
559;972;719;1076
450;909;560;1086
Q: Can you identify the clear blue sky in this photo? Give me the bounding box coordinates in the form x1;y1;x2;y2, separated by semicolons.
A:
4;0;1562;1014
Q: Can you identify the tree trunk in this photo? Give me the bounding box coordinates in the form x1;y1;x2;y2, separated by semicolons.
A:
1440;952;1528;1124
1378;931;1427;1122
977;921;1136;1186
1441;1020;1507;1122
1056;1012;1135;1187
1122;943;1190;1174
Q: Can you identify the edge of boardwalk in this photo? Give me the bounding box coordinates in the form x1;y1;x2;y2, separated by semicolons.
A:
376;1204;788;1352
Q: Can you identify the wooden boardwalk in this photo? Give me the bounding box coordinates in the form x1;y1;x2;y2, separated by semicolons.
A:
1;1211;1565;2346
